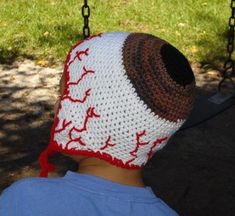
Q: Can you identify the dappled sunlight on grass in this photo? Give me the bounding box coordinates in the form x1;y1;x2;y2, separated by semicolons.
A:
0;0;229;64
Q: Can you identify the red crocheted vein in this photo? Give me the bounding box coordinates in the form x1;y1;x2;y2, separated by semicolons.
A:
54;120;72;133
130;130;150;156
147;136;168;160
126;130;168;165
100;136;116;151
62;88;91;103
68;66;95;85
66;33;102;67
63;34;101;96
39;34;102;177
67;48;89;67
61;37;99;149
126;130;149;165
66;137;86;149
63;58;95;103
71;107;100;133
65;107;100;149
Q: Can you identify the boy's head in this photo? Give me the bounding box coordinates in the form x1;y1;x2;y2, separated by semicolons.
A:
39;32;195;177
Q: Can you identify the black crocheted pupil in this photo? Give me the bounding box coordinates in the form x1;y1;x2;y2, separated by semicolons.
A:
160;44;194;87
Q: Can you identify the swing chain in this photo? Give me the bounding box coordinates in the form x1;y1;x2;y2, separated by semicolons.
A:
218;0;235;91
82;0;90;39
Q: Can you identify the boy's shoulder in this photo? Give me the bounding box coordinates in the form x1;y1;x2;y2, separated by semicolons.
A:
0;176;69;215
0;176;65;203
5;175;61;190
0;173;179;216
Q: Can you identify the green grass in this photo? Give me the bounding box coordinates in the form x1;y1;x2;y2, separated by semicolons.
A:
0;0;230;65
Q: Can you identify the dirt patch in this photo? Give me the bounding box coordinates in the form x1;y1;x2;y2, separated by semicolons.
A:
0;60;235;216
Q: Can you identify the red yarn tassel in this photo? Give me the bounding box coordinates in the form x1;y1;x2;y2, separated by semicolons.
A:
38;147;56;177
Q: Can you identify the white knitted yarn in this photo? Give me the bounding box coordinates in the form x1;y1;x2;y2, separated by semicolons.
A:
53;32;185;167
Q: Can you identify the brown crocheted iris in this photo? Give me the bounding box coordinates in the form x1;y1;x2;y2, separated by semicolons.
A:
122;33;195;122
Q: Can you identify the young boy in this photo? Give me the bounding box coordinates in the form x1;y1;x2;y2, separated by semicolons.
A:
0;32;195;216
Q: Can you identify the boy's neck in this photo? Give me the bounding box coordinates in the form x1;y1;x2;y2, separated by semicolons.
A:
77;157;145;187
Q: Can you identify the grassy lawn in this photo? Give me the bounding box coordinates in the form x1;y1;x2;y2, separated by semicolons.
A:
0;0;229;65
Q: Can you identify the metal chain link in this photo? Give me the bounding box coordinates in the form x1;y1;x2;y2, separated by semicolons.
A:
218;0;235;91
82;0;90;39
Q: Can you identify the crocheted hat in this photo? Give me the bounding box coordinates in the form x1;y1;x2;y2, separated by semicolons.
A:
39;32;195;177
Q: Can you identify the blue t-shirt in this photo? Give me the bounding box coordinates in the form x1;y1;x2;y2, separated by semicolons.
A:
0;171;178;216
